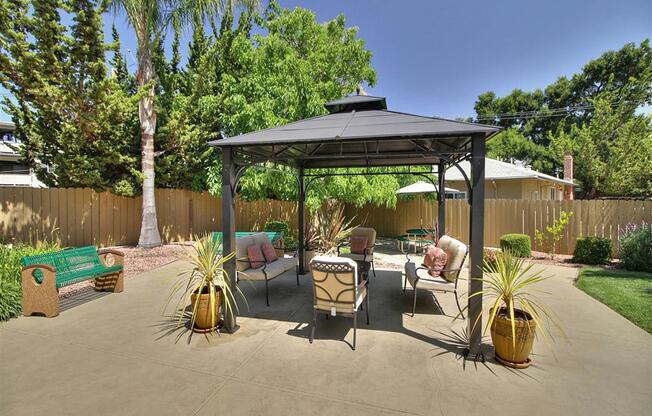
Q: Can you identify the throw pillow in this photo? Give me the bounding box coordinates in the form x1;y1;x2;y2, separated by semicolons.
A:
247;244;265;269
423;245;447;277
350;236;368;254
261;242;278;263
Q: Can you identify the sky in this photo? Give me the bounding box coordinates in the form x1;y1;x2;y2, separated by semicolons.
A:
2;0;651;120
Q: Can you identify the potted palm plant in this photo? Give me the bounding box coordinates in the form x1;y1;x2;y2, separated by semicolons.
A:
472;250;561;368
164;234;244;333
315;200;355;254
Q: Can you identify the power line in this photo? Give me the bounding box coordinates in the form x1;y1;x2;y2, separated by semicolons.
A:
472;101;632;122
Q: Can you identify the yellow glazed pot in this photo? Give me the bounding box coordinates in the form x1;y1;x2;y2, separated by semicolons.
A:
190;286;222;332
490;307;536;368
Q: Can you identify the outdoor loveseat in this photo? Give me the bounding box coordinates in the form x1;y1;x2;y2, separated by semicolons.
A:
235;232;298;306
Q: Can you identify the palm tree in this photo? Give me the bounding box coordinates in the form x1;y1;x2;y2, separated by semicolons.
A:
110;0;245;247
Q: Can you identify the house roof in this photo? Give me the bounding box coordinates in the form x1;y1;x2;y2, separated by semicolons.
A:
444;158;575;186
208;94;500;168
0;120;15;131
396;180;462;195
0;142;19;159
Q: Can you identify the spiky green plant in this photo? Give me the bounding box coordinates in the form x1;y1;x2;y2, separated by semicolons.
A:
163;233;245;331
466;250;563;354
315;200;356;254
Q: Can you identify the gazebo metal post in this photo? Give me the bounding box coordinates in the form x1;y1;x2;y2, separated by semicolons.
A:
437;161;446;239
298;165;306;274
221;146;238;333
467;133;485;359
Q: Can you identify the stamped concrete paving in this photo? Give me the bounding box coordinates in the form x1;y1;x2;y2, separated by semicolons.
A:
1;261;650;416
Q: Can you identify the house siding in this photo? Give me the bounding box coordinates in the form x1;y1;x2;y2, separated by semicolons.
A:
447;178;569;200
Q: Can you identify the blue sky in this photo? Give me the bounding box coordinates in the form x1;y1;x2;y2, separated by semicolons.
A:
2;0;651;120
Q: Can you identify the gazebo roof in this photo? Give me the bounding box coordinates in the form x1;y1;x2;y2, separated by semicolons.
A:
209;94;500;169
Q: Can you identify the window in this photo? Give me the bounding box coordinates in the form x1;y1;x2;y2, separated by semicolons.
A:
550;187;557;200
0;162;29;174
1;132;17;143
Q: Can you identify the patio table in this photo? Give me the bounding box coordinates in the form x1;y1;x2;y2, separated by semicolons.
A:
399;229;435;252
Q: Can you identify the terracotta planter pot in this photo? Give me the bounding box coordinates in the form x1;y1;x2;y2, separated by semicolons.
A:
190;286;222;332
490;307;536;368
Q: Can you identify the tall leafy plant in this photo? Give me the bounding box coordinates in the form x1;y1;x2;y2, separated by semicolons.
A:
467;250;562;351
0;0;140;194
110;0;253;247
163;234;244;331
314;200;355;254
535;210;573;259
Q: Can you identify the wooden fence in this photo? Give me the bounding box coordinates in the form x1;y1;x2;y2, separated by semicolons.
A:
345;198;652;255
0;188;296;247
1;187;650;255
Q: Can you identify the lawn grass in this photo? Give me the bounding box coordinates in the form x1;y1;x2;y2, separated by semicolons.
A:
576;267;652;333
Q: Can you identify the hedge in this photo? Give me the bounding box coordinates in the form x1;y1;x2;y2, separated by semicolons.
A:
263;220;298;250
573;237;612;265
619;226;652;272
499;234;532;257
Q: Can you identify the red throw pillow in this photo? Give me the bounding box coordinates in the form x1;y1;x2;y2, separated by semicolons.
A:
350;236;368;254
261;242;278;263
423;245;447;277
247;244;265;269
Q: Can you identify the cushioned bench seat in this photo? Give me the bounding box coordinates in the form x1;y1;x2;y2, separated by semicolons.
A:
235;232;298;306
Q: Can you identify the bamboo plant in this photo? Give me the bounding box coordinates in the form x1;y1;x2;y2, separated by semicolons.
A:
163;233;246;331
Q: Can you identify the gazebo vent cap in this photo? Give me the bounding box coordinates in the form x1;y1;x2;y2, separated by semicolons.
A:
324;94;387;114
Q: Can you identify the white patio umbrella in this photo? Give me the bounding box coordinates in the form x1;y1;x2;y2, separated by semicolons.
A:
396;181;462;228
395;180;462;195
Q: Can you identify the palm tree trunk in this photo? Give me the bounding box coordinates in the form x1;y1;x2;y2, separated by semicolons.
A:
137;42;162;248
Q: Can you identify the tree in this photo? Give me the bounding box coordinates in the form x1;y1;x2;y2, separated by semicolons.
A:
0;0;140;194
201;2;410;211
486;128;556;174
475;40;652;196
550;92;652;197
109;24;133;92
110;0;245;247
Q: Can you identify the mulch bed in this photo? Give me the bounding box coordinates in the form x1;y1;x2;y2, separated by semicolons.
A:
59;243;191;298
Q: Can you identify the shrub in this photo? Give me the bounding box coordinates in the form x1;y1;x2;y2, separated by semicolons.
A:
499;234;532;257
573;237;613;264
263;220;297;250
0;242;60;321
619;225;652;272
263;220;289;236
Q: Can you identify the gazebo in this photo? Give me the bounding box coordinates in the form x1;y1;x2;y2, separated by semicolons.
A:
209;94;500;360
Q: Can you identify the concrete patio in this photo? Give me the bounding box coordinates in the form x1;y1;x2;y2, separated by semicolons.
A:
1;260;650;416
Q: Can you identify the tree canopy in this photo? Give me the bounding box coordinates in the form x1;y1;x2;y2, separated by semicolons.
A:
476;40;652;197
0;0;141;194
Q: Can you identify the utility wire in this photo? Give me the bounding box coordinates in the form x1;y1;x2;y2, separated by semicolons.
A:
473;101;632;121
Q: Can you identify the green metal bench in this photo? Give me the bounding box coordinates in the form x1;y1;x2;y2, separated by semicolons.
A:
21;246;124;317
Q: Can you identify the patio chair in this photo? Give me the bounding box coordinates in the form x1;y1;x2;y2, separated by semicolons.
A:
403;235;467;319
337;227;377;277
309;256;369;350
